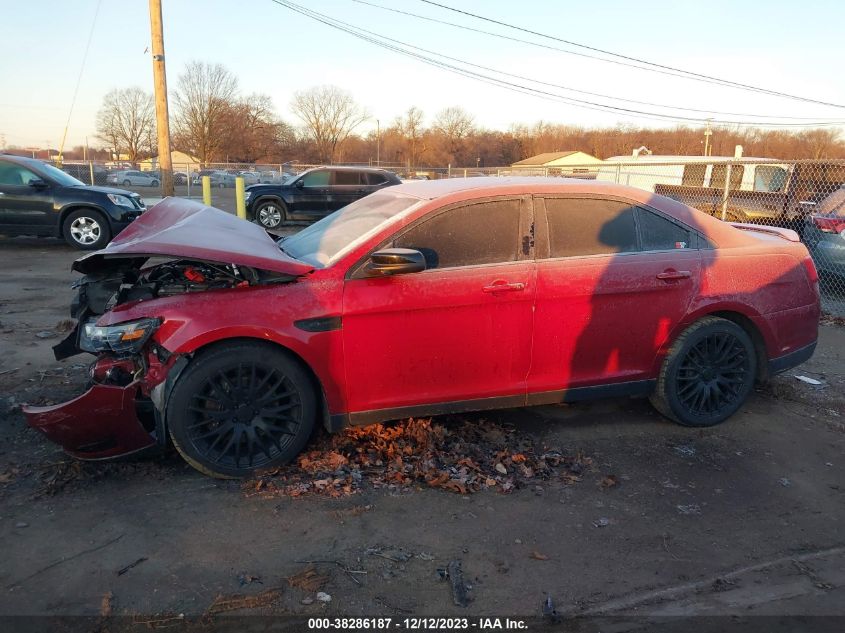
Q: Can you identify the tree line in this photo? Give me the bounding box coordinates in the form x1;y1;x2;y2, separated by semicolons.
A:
80;61;845;167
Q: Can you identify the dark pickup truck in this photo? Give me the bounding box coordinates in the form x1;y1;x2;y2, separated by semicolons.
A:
654;161;845;228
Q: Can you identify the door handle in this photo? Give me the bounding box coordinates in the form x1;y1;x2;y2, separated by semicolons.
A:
656;270;691;281
483;281;526;293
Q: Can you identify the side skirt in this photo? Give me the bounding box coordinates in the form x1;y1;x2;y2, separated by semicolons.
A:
330;379;657;431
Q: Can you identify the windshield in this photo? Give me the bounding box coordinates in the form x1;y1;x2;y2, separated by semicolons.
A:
40;163;85;186
281;192;420;267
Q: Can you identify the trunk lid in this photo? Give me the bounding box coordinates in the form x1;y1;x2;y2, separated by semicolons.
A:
73;197;314;276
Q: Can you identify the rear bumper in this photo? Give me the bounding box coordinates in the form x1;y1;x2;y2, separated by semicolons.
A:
768;340;817;375
23;382;155;460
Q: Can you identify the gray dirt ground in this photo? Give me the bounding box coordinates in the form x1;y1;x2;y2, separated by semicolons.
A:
0;233;843;624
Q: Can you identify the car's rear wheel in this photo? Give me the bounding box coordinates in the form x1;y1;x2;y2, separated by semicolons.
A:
167;342;317;478
122;179;131;186
150;180;159;187
650;317;756;427
255;200;287;229
62;208;111;250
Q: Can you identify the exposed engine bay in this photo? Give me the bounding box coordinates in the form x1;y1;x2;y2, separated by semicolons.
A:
54;257;295;360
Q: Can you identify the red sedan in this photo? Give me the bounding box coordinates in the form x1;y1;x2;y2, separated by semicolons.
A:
24;178;820;478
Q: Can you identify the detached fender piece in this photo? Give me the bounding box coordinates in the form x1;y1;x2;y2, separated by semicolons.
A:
23;382;155;460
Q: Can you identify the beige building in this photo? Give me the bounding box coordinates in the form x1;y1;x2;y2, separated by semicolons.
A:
139;150;201;173
510;150;603;176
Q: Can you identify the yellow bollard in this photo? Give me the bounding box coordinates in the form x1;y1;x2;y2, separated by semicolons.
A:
202;176;211;206
235;177;246;219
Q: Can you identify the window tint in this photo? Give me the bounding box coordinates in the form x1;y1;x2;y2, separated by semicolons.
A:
301;170;330;187
333;170;363;186
710;164;744;190
544;198;638;258
367;172;388;185
638;209;692;251
394;199;521;269
682;164;707;186
0;162;40;186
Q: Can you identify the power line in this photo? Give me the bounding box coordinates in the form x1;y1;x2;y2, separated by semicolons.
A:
270;0;845;128
417;0;845;111
351;0;845;121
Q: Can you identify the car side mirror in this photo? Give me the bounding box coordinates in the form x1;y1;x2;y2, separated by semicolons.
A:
295;179;304;189
29;178;48;189
364;248;427;277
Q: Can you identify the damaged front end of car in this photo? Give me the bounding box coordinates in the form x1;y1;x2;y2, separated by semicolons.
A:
23;198;312;460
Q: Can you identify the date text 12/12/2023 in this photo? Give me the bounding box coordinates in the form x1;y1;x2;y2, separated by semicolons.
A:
307;618;528;630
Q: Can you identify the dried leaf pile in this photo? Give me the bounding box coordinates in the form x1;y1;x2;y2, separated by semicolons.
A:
246;416;592;498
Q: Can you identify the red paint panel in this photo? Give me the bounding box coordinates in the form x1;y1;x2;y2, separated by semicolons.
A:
529;250;701;391
342;262;536;412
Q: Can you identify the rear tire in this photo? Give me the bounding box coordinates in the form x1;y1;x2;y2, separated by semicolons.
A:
650;317;756;427
255;200;287;229
150;180;159;187
62;208;111;250
122;179;131;186
167;342;317;478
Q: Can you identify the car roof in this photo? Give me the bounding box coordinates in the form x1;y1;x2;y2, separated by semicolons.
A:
304;165;395;174
0;153;45;168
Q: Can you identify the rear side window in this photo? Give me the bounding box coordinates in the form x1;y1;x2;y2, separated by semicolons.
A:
367;172;388;185
333;170;363;185
682;164;707;187
394;199;521;269
544;198;638;258
638;209;692;251
710;164;744;190
301;170;330;187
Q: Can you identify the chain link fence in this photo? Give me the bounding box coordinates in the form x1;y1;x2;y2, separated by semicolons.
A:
54;157;845;315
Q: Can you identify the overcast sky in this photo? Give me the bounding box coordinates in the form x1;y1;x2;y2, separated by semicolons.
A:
1;0;844;150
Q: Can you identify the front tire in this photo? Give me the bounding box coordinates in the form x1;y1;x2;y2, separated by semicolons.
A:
167;342;317;478
650;317;756;427
122;179;131;186
255;200;286;229
62;208;111;250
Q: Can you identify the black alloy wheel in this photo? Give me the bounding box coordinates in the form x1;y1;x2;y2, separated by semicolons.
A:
167;342;316;478
651;317;756;427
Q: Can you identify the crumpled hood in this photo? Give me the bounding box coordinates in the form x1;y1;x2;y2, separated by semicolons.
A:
72;197;314;276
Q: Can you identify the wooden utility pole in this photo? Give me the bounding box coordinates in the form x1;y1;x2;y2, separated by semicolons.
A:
149;0;174;197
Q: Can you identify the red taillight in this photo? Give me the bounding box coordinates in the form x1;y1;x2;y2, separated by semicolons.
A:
802;256;819;284
812;215;845;234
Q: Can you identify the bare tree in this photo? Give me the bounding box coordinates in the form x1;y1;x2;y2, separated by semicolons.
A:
291;86;369;163
433;106;475;164
95;87;155;162
394;106;426;167
172;61;239;165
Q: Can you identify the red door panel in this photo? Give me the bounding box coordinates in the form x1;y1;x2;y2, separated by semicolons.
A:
342;262;536;413
529;250;701;393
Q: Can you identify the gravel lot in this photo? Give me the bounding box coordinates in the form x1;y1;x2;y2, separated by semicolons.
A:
0;228;843;626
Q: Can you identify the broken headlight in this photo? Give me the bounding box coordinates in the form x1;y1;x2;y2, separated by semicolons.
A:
80;318;161;355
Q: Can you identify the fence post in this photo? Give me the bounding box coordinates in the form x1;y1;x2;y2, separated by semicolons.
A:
235;177;246;219
202;176;211;206
88;161;95;185
447;163;451;178
614;164;621;184
186;166;191;198
463;168;468;178
720;161;733;221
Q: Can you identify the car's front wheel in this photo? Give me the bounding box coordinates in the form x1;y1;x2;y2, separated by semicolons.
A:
255;200;286;229
122;179;131;186
167;341;317;478
650;317;756;427
62;208;111;250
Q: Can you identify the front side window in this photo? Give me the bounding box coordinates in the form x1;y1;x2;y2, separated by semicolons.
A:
301;170;330;187
682;164;707;187
710;164;745;190
0;163;40;186
367;172;388;185
544;198;638;258
393;199;521;269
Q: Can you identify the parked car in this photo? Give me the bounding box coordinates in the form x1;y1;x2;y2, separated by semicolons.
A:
244;166;402;228
24;178;819;478
237;171;260;185
107;170;160;187
0;154;145;249
173;172;188;186
61;163;108;186
804;185;845;278
191;170;236;188
258;171;282;184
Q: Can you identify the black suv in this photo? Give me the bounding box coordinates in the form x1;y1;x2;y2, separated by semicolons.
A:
244;166;401;228
0;154;145;250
